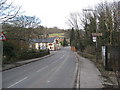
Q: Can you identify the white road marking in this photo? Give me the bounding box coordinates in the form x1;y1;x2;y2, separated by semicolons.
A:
60;55;64;59
52;60;59;64
60;57;63;59
7;77;28;88
47;55;68;81
75;55;78;60
47;81;50;83
52;55;65;64
36;66;48;72
36;54;65;72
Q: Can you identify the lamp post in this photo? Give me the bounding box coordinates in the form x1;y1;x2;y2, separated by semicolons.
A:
83;9;99;62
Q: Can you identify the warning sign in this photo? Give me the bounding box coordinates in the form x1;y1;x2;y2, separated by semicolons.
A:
0;32;7;41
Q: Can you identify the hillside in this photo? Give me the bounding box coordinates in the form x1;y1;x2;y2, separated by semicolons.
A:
49;33;64;38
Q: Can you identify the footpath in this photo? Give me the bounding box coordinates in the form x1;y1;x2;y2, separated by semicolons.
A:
76;53;104;88
2;53;54;71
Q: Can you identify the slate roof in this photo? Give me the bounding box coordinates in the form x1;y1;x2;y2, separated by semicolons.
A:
32;37;56;43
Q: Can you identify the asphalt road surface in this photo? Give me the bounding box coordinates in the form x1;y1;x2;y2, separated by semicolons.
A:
2;47;78;88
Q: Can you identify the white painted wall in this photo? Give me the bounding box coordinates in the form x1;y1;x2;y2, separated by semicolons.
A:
34;38;61;50
35;43;39;50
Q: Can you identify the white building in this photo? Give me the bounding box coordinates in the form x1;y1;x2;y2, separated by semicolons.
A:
32;38;61;51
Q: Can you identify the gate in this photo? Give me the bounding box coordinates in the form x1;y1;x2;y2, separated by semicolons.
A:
106;46;120;87
106;46;120;71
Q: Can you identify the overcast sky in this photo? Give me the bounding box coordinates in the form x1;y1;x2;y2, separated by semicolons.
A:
14;0;117;29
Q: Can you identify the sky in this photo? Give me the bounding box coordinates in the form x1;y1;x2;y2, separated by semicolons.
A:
13;0;117;29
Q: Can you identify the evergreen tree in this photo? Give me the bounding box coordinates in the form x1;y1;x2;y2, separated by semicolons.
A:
70;28;75;46
75;30;81;50
63;38;68;46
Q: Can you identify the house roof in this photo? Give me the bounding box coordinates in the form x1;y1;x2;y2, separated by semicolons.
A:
32;37;56;43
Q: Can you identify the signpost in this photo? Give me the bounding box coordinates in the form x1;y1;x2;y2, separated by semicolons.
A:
92;33;102;37
92;33;102;42
92;33;102;62
0;24;2;90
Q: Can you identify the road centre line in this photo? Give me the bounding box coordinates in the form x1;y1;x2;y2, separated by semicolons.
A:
36;55;65;73
36;66;48;72
52;55;64;64
47;55;68;81
61;55;65;58
7;77;28;88
60;55;64;59
49;54;65;64
47;81;51;83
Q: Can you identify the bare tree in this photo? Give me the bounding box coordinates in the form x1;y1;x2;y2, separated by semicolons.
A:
10;15;41;28
0;0;21;23
66;12;81;30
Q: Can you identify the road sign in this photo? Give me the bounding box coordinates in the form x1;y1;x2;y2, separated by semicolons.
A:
49;43;53;46
92;36;96;42
92;33;102;36
0;32;7;41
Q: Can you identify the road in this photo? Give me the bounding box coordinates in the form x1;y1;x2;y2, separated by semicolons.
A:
2;47;78;88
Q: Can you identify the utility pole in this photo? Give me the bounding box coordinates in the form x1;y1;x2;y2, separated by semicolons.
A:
0;24;3;90
117;1;120;88
118;1;120;46
83;9;99;62
96;14;99;62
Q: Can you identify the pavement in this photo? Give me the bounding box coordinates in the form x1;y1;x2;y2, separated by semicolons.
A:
76;53;104;88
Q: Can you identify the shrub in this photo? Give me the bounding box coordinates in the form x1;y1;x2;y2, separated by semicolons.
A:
16;49;50;62
3;41;16;64
84;45;96;55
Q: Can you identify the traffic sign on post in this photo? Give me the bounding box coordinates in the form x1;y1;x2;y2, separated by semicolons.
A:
92;36;96;42
92;33;102;36
0;32;7;41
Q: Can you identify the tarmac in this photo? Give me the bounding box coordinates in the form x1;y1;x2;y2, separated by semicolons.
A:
2;50;116;88
2;53;54;71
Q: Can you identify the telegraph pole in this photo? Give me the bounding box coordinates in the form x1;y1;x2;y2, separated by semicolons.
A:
83;9;99;62
118;1;120;46
118;1;120;88
0;24;2;90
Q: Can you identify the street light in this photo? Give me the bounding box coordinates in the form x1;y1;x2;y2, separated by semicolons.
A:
83;9;99;62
